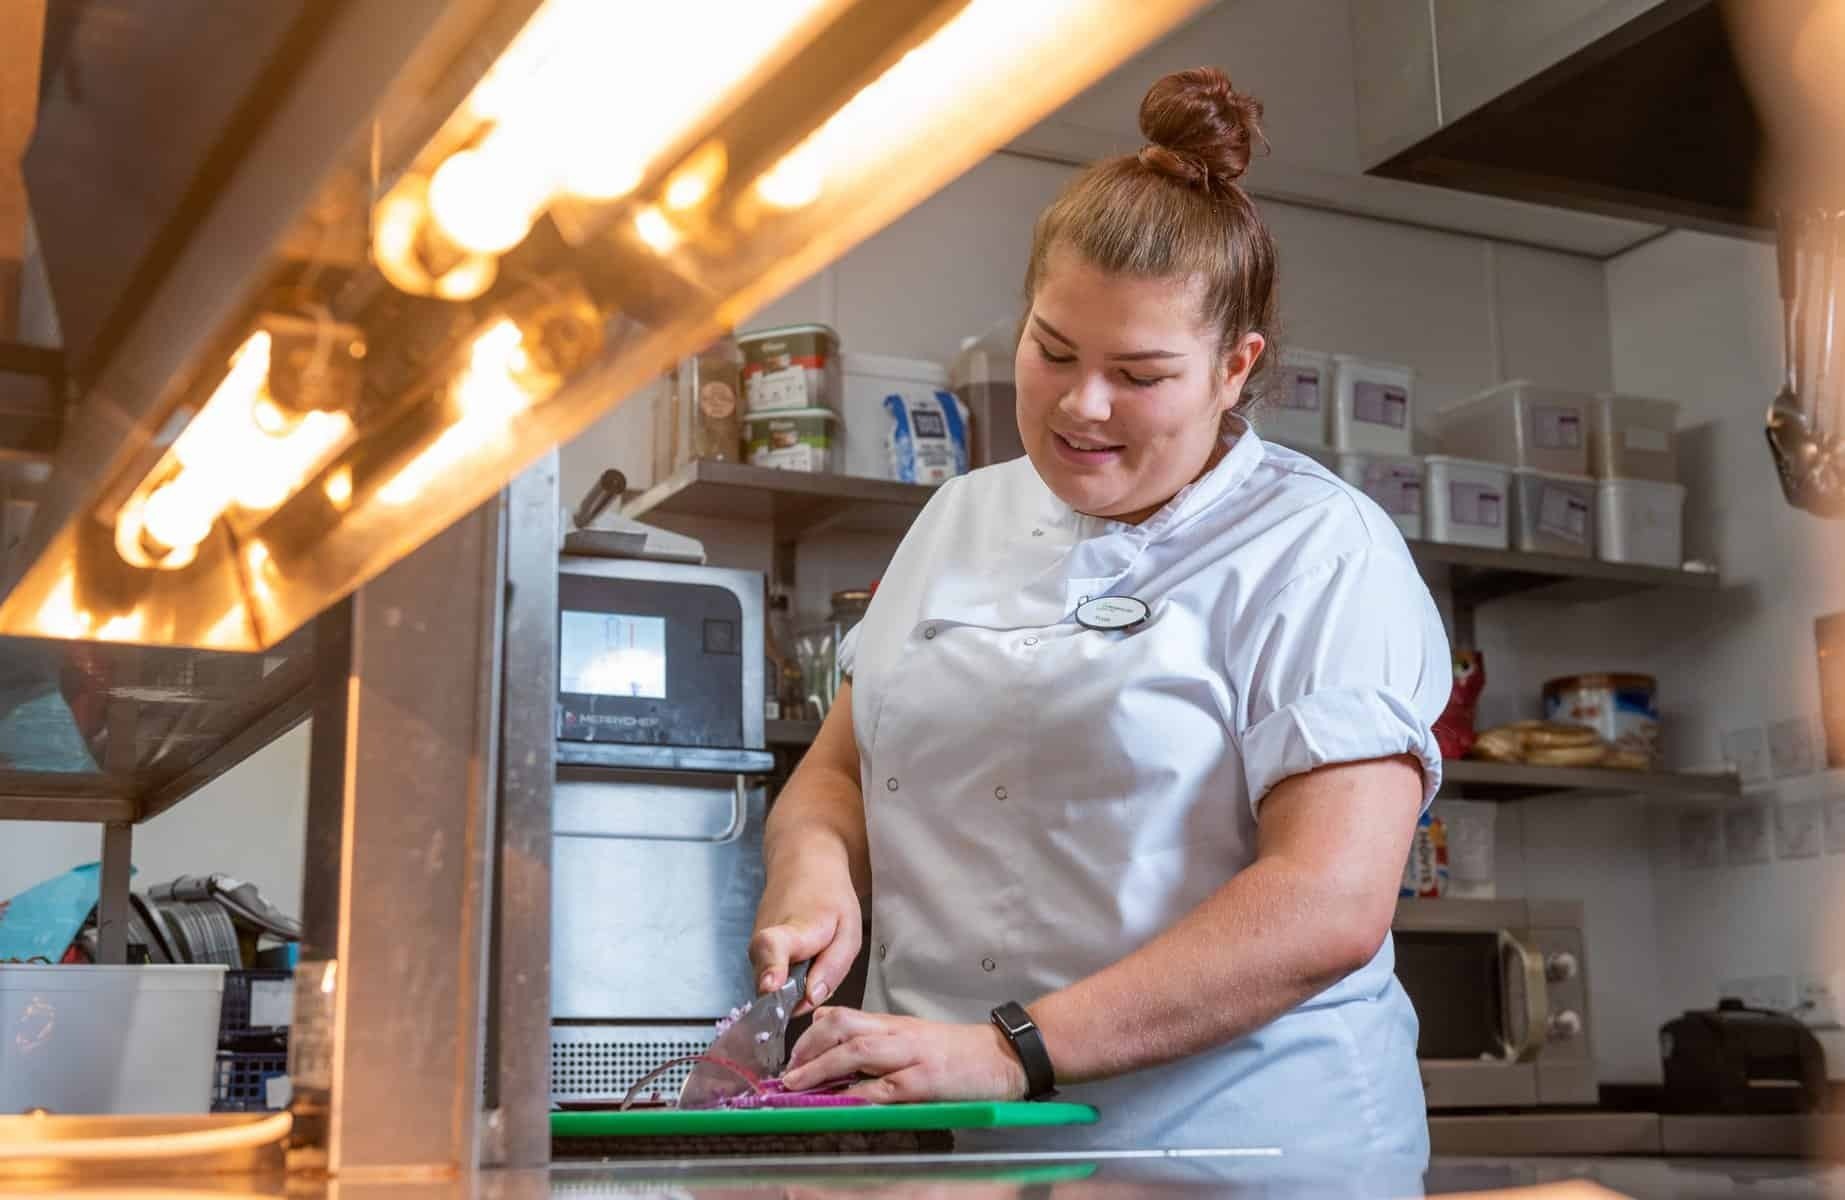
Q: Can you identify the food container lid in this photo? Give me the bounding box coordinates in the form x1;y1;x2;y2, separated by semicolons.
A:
1335;451;1421;467
1279;347;1332;367
1330;353;1414;376
737;323;840;346
841;352;950;386
1511;466;1596;484
1543;673;1656;693
1596;477;1686;496
1422;454;1509;471
743;407;839;425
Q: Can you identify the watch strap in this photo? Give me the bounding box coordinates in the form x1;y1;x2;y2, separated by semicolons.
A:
990;1001;1058;1100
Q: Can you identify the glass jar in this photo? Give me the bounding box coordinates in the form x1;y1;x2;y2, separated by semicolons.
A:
792;588;874;720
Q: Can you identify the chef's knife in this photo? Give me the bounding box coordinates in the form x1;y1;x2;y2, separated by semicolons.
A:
678;963;808;1108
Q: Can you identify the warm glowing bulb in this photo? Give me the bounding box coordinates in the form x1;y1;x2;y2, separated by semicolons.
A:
427;148;547;255
324;465;354;509
142;476;218;551
664;143;728;211
559;155;645;204
755;142;826;209
253;397;289;435
633;206;681;253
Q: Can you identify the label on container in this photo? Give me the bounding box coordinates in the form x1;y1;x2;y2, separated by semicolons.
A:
1624;426;1670;453
1286;368;1322;412
748;365;812;412
750;442;829;472
1449;482;1503;527
1534;405;1584;450
1353;381;1408;428
1537;485;1590;543
250;977;294;1028
1364;462;1423;516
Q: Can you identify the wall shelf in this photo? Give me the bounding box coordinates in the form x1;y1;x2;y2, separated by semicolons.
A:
628;461;1720;610
768;717;1739;801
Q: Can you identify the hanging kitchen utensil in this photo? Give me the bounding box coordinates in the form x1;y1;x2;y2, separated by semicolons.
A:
677;965;808;1109
1767;208;1845;518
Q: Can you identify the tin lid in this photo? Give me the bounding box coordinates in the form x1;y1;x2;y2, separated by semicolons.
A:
742;407;839;425
1542;673;1656;694
737;323;840;345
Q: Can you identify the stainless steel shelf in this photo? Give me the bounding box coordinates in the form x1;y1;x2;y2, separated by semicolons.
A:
1407;539;1720;607
1441;759;1741;801
0;632;313;824
626;461;1722;598
623;460;936;541
766;720;1739;801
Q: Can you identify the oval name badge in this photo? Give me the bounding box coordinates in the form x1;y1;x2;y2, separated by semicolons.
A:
1075;596;1150;632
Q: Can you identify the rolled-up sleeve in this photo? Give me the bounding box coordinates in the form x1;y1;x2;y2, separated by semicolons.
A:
1235;547;1451;817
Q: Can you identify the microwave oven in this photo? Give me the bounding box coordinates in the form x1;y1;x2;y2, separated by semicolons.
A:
1393;898;1596;1109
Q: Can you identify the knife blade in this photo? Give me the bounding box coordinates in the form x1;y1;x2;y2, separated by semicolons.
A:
678;963;808;1108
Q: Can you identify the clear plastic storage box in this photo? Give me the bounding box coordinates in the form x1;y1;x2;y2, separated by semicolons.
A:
0;964;226;1114
1440;381;1590;476
1590;392;1679;482
1511;467;1597;558
1423;456;1510;550
1336;451;1423;541
1597;477;1684;568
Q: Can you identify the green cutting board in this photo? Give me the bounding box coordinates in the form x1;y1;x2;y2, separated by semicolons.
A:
552;1101;1097;1138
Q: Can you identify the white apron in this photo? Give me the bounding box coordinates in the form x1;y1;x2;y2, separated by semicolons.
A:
842;426;1449;1160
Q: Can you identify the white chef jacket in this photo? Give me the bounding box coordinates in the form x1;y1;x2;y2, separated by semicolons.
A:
838;420;1450;1160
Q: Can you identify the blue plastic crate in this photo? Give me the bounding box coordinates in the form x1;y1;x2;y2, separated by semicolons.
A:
218;969;293;1044
213;1049;288;1112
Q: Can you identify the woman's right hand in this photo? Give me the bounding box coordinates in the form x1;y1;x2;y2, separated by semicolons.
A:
750;857;862;1016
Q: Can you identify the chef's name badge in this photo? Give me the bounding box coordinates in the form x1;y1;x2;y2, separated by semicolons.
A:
1075;596;1150;632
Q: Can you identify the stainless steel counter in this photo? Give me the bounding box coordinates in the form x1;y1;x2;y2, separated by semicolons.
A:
13;1155;1844;1199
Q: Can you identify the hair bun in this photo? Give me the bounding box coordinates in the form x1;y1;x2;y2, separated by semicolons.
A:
1136;67;1266;190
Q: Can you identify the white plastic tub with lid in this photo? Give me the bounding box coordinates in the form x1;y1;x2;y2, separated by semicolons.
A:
0;964;227;1114
841;353;965;481
1262;348;1332;448
1423;455;1510;550
1597;477;1684;568
1330;355;1414;455
1335;451;1423;541
1511;466;1597;558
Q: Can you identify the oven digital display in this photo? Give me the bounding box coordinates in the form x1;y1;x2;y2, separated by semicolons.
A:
560;611;667;699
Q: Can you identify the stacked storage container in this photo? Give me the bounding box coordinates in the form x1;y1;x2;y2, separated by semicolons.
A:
1438;382;1594;558
1589;393;1684;568
1323;355;1425;542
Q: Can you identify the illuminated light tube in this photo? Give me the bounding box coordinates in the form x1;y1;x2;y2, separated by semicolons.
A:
374;0;837;295
115;327;358;570
379;319;556;507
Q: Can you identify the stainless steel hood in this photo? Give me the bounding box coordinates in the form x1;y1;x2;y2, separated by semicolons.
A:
1354;0;1773;239
10;0;1207;649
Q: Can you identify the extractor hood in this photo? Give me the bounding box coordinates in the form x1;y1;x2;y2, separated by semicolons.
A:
1354;0;1775;239
10;0;1206;650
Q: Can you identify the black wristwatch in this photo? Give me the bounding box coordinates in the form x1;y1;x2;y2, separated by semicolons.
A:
990;1001;1058;1100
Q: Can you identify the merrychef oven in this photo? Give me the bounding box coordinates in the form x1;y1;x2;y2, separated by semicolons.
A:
547;553;774;1105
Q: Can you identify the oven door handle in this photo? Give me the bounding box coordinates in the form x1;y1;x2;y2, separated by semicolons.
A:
1496;929;1551;1064
553;774;751;845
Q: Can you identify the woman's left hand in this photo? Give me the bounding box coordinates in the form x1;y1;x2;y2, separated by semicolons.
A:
781;1007;1027;1103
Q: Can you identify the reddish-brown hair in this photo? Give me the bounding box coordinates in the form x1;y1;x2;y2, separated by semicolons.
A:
1023;67;1279;413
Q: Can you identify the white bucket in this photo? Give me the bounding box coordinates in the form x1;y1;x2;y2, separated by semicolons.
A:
1331;355;1415;455
1336;451;1423;541
0;964;227;1114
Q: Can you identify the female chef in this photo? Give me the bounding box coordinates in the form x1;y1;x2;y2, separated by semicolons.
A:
749;67;1450;1161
